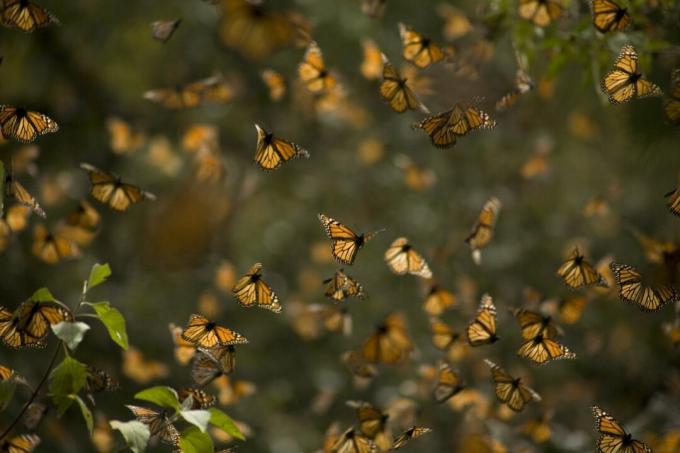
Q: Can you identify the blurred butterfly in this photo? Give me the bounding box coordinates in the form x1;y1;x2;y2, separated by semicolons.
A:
253;124;309;171
31;225;77;264
466;293;499;346
80;163;156;212
591;0;631;33
362;0;387;18
85;366;119;394
182;314;248;349
309;304;353;336
168;323;196;365
521;411;553;444
178;387;217;409
556;248;608;289
430;318;468;362
361;312;413;364
664;69;680;125
664;180;680;217
151;19;180;43
323;269;365;301
602;45;662;104
484;359;541;412
122;346;169;384
106;117;146;154
331;426;378;453
232;262;281;312
218;0;295;59
520;150;550;179
394;154;436;192
422;285;456;316
556;296;587;324
510;307;563;339
432;362;465;403
298;42;337;94
22;402;48;431
384;237;432;278
413;102;496;149
10;145;40;177
360;39;383;81
318;213;384;265
0;105;58;144
341;350;377;380
0;364;14;381
609;262;677;311
4;163;45;217
0;434;40;453
0;298;73;348
57;200;100;247
0;0;58;32
261;69;286;101
212;375;256;406
518;0;564;27
437;4;472;40
398;23;445;68
517;330;575;364
391;426;432;450
630;229;679;266
191;346;236;386
144;75;234;109
347;400;392;450
126;405;180;448
592;405;652;453
379;54;429;114
496;68;534;112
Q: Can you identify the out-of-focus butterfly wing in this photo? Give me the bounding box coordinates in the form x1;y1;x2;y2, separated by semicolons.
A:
592;0;632;33
1;0;58;32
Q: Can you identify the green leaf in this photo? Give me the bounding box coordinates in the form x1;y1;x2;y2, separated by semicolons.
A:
31;287;56;302
208;408;244;440
74;395;94;434
52;321;90;350
86;301;129;350
179;426;214;453
110;420;150;453
49;356;87;416
0;379;17;411
134;386;180;411
180;409;211;432
87;263;112;290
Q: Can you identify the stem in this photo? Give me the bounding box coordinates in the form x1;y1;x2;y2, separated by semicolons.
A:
0;343;61;441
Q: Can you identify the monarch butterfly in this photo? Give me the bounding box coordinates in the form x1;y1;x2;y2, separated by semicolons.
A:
422;286;456;316
521;411;553;444
0;205;30;253
484;359;541;412
413;102;496;149
361;0;387;18
496;68;535;112
341;350;377;380
178;387;217;409
556;248;608;289
346;400;392;449
432;362;465;403
80;163;156;212
465;197;500;265
151;19;180;43
0;0;57;32
0;434;40;453
517;331;576;364
318;214;384;265
85;366;119;394
323;269;365;301
664;69;680;125
591;0;631;33
430;318;468;361
510;307;563;340
181;314;248;349
466;294;499;346
665;181;680;216
126;405;180;447
231;262;281;312
379;54;429;114
394;154;436;192
309;304;353;336
518;0;564;27
398;23;445;69
144;75;234;109
253;124;309;171
609;262;677;311
168;323;196;365
298;42;337;94
361;312;413;364
391;426;432;450
22;402;47;431
0;299;72;348
0;364;15;381
4;163;45;217
218;0;295;60
360;39;383;81
261;69;286;101
630;229;678;265
32;224;81;264
602;45;662;104
437;4;472;40
191;346;236;386
0;307;42;349
592;406;652;453
122;346;169;384
384;237;432;278
57;200;100;247
0;106;58;144
331;427;378;453
106;117;146;154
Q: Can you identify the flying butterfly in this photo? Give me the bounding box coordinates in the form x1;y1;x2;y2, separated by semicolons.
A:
466;293;499;346
0;205;30;253
331;426;378;453
298;42;337;94
57;200;100;247
181;314;248;349
399;23;445;69
0;434;40;453
85;366;119;394
602;45;662;104
361;312;413;364
518;0;564;27
391;426;432;450
0;298;73;348
517;331;576;364
361;0;387;18
346;400;392;450
253;124;309;171
592;406;652;453
664;180;680;216
464;197;501;265
510;307;563;340
379;54;429;114
360;39;383;81
484;359;541;412
591;0;631;33
496;68;535;112
0;364;15;381
384;237;432;278
610;262;677;311
664;69;680;125
232;262;281;312
413;102;496;149
556;247;608;289
318;213;384;265
151;19;180;43
178;387;217;410
422;285;456;316
144;75;234;109
0;106;58;144
122;346;169;384
191;346;236;386
341;350;377;381
0;0;58;32
80;163;156;212
430;318;468;362
522;411;553;444
106;117;146;154
309;304;353;336
32;224;81;264
169;323;196;365
432;362;465;403
261;69;286;101
323;269;365;301
126;405;180;447
4;162;45;217
437;4;473;40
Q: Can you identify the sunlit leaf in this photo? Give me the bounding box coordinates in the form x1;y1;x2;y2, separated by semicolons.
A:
179;426;214;453
86;301;129;350
208;407;244;440
110;420;150;453
49;356;87;415
134;386;180;411
88;263;112;290
52;321;90;350
74;394;94;434
31;287;56;302
181;409;211;432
